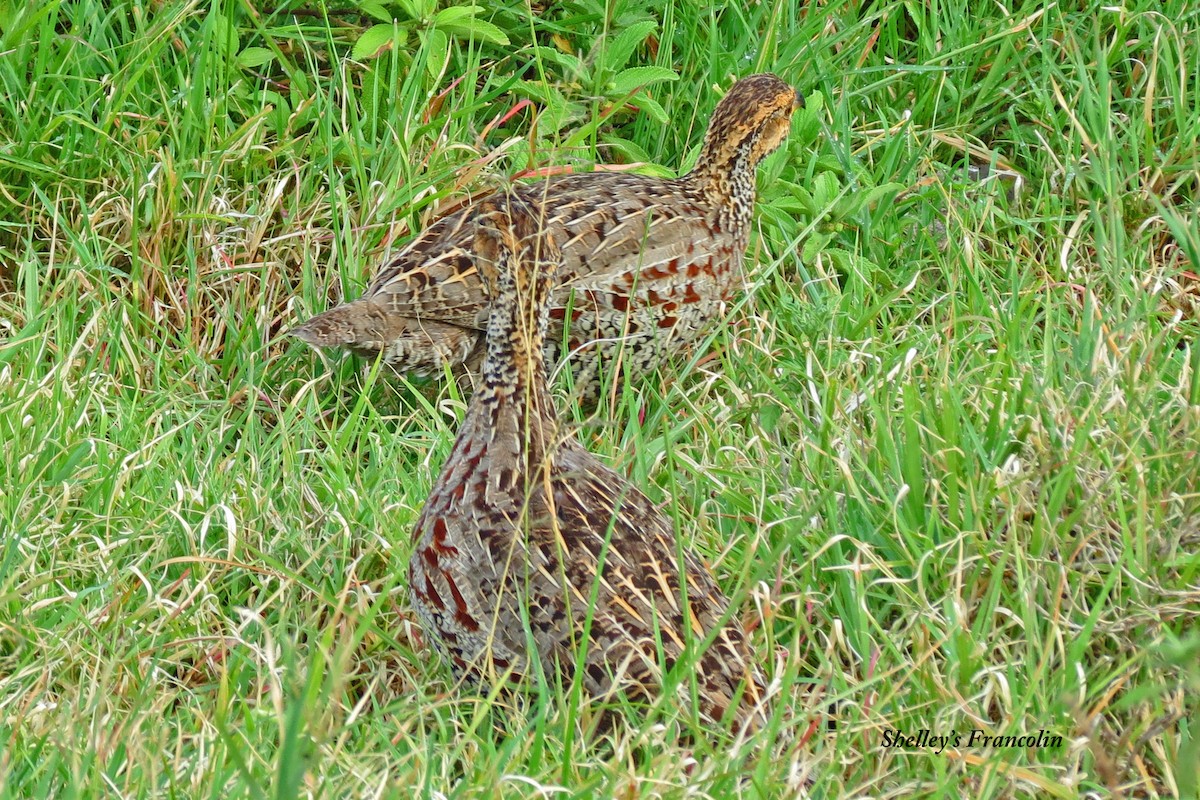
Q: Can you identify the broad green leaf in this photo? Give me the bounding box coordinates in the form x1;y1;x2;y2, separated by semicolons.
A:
757;203;801;231
357;0;393;23
608;66;677;98
836;182;903;218
514;79;565;105
790;184;817;216
528;45;583;74
791;105;821;146
600;20;656;72
833;190;865;219
289;69;311;97
352;24;403;61
211;16;239;57
814;154;843;173
424;28;449;78
861;182;904;209
440;17;510;45
824;247;860;272
623;162;675;179
237;47;274;69
259;89;289;112
759;404;782;434
764;195;806;215
505;138;532;171
260;89;291;135
801;231;832;263
629;93;669;125
521;83;582;136
411;0;435;20
811;171;839;211
599;135;652;164
391;0;418;18
434;5;483;25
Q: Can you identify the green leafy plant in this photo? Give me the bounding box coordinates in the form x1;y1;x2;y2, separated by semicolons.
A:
351;1;509;74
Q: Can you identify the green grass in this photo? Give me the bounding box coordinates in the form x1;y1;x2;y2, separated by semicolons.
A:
2;0;1199;796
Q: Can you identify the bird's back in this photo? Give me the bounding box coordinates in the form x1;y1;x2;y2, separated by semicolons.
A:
411;415;765;728
366;171;736;323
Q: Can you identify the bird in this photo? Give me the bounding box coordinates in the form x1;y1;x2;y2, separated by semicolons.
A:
291;73;800;401
407;193;768;730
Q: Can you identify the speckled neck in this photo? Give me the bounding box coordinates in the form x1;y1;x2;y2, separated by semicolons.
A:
686;133;760;234
480;270;551;399
470;238;557;469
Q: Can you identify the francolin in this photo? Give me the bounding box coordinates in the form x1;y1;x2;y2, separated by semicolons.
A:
292;73;800;400
407;195;767;729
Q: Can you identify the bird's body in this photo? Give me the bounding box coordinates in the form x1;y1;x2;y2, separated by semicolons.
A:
292;74;800;399
408;197;766;728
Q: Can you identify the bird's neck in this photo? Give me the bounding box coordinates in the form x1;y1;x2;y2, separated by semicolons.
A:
684;135;758;233
468;282;557;466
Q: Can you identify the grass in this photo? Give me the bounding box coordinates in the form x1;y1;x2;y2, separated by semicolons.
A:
2;0;1199;796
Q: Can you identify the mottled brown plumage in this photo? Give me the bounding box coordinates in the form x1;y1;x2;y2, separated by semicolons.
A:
292;74;799;399
408;195;767;729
